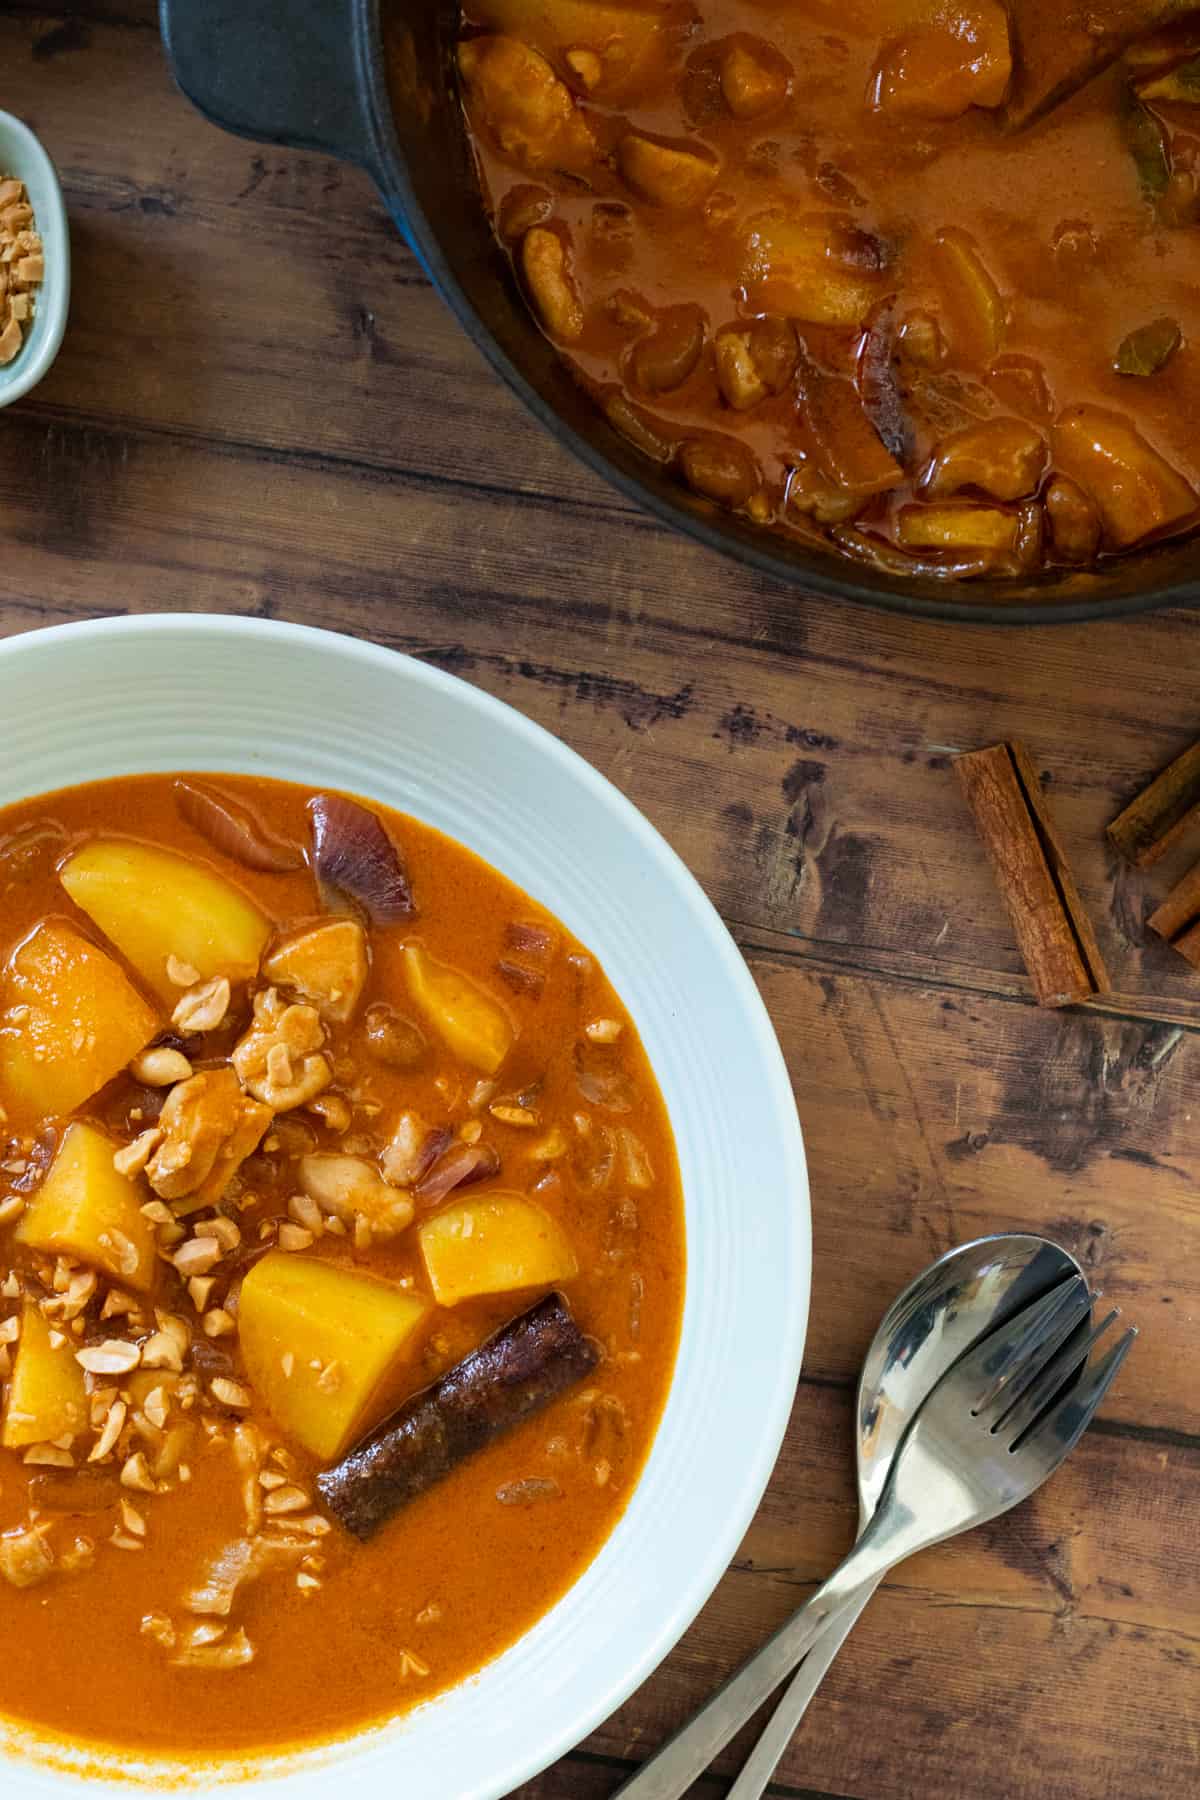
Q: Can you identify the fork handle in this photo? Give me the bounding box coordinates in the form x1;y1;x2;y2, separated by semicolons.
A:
611;1536;893;1800
725;1583;878;1800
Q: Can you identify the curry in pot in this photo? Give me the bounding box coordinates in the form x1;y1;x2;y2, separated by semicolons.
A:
450;2;1200;580
0;775;683;1757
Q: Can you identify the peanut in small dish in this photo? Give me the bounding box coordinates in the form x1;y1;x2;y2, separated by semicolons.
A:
0;177;43;367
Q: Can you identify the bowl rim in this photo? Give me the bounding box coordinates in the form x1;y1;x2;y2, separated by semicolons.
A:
356;0;1199;628
0;109;70;410
0;612;811;1797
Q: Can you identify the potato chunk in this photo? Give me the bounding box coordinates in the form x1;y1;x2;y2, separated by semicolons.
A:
871;4;1012;119
60;839;271;1004
16;1122;157;1293
0;921;159;1126
1051;406;1199;549
262;919;368;1024
418;1194;578;1306
618;133;720;209
742;213;886;327
239;1253;431;1461
403;944;514;1074
2;1303;88;1449
922;419;1048;502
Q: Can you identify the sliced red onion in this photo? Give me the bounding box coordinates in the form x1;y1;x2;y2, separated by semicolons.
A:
309;794;415;924
496;958;545;998
505;920;555;957
415;1142;500;1203
176;781;304;874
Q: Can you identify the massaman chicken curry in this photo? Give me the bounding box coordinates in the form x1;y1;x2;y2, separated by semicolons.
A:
0;775;683;1758
451;2;1200;579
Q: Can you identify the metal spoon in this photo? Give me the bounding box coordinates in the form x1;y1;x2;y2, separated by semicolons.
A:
615;1233;1092;1800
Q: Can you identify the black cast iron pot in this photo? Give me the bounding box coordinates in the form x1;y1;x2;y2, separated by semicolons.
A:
160;0;1200;624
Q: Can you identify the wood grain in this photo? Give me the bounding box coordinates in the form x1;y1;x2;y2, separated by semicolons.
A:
1;6;1199;1798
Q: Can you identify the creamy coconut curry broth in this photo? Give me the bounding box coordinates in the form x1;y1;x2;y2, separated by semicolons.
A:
0;775;683;1756
450;2;1200;579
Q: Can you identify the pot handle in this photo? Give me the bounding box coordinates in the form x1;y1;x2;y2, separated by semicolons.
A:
159;0;382;180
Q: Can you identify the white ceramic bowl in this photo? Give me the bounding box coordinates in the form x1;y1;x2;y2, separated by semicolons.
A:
0;615;809;1798
0;110;69;409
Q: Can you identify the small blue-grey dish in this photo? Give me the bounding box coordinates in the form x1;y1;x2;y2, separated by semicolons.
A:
0;109;69;408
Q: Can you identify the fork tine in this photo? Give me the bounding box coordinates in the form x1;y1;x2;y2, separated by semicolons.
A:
994;1308;1120;1440
967;1275;1090;1417
1013;1327;1137;1459
976;1289;1104;1426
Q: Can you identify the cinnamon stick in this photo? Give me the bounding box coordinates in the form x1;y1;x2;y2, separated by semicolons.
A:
1148;857;1200;967
956;742;1110;1009
1108;737;1200;867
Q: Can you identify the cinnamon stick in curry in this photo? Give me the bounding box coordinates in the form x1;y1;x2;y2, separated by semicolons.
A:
317;1292;599;1542
1107;737;1200;867
1148;858;1200;966
956;742;1110;1009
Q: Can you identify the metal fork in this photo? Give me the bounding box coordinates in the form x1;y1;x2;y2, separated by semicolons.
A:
615;1275;1134;1800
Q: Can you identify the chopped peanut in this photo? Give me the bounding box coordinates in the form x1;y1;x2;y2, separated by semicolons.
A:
0;177;42;366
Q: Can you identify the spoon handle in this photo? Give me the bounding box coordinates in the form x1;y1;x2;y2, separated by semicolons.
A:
611;1537;891;1800
724;1583;877;1800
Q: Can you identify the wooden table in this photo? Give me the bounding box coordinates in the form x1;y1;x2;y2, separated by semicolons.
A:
3;8;1198;1795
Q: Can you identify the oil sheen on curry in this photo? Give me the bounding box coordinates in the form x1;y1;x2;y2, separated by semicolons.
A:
0;776;683;1757
450;2;1200;580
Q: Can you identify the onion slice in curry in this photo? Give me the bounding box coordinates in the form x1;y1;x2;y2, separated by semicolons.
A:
309;793;416;923
176;780;305;874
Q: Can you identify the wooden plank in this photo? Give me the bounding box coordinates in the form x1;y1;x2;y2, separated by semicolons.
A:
561;1380;1200;1800
748;950;1197;1437
3;397;1200;1031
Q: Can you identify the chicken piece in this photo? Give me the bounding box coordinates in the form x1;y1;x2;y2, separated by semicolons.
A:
232;988;332;1112
522;226;585;342
185;1537;303;1617
458;35;595;172
714;317;797;411
146;1069;273;1205
298;1153;415;1238
0;1525;54;1589
262;919;368;1025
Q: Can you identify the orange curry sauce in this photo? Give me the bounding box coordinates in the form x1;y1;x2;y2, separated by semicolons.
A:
0;775;684;1757
452;2;1200;578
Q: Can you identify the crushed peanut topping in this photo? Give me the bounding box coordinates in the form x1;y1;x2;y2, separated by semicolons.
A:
0;176;43;366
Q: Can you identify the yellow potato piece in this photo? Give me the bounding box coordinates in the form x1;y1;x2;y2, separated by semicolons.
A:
419;1194;579;1306
0;920;159;1127
60;838;271;1003
1052;405;1199;549
2;1303;88;1449
403;943;514;1074
742;213;884;327
16;1122;158;1294
239;1252;431;1461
